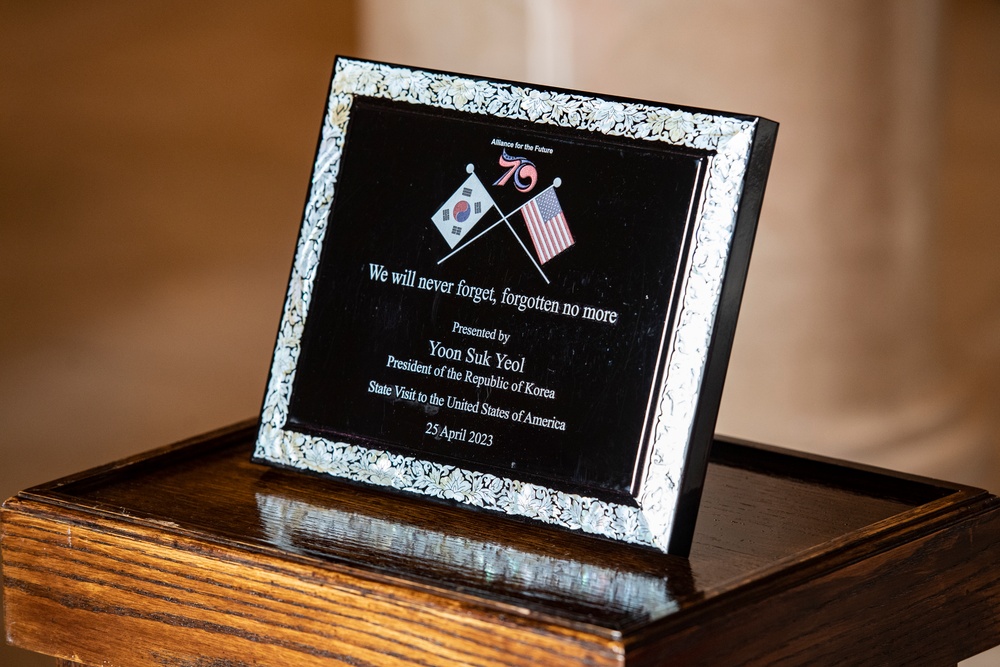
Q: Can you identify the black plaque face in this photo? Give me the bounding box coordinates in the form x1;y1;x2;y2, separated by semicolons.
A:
254;58;777;555
286;97;705;503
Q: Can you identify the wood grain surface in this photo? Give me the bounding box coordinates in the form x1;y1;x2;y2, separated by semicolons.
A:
4;420;1000;666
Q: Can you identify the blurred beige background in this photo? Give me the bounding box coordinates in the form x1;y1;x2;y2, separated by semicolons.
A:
2;1;998;665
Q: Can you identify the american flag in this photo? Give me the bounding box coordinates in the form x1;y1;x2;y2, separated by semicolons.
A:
520;187;574;264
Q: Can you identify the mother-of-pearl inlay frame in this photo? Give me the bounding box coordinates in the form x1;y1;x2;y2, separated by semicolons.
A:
254;58;776;555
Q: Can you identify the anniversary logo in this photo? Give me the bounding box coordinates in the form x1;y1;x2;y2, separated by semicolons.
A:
254;58;776;554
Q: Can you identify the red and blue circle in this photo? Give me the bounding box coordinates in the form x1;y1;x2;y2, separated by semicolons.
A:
452;200;471;223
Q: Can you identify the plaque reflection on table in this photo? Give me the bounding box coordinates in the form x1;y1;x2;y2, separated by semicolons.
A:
256;489;692;621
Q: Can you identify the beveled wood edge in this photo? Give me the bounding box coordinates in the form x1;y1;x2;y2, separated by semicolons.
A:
0;418;1000;644
3;418;641;640
9;418;259;498
4;500;622;667
1;494;629;642
623;504;1000;665
6;420;998;639
715;432;978;497
12;484;993;641
716;486;996;596
624;489;1000;646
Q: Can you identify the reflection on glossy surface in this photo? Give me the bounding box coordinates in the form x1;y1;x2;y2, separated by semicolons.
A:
257;490;685;622
53;427;926;628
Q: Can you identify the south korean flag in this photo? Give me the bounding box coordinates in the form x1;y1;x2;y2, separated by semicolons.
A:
431;168;496;249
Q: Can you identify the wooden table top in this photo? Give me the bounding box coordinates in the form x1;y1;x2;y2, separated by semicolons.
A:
3;420;999;665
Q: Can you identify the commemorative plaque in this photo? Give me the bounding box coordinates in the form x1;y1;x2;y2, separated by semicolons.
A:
253;58;777;555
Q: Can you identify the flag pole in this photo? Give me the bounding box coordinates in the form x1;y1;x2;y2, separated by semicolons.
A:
437;216;505;265
438;206;549;286
501;210;549;284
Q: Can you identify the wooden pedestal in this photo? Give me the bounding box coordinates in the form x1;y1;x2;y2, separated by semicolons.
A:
3;420;1000;666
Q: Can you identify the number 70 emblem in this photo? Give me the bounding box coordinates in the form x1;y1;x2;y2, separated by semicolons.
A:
493;150;537;193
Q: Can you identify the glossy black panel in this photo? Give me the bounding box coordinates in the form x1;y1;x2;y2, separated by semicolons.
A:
286;97;707;500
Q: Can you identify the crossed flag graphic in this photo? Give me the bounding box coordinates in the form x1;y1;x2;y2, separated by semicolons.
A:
430;165;574;284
